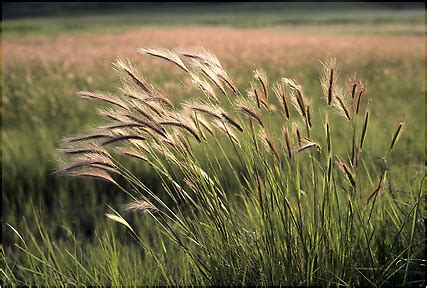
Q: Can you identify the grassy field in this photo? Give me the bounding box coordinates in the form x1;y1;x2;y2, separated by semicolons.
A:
2;3;424;36
2;5;425;286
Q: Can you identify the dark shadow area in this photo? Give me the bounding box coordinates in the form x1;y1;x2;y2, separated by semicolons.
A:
2;2;423;20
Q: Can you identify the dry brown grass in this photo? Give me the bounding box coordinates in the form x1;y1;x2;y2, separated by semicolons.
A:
3;27;424;71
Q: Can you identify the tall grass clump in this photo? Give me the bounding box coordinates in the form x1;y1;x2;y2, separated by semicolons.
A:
6;47;424;286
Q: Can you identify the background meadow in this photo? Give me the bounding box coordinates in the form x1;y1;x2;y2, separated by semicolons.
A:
2;2;425;285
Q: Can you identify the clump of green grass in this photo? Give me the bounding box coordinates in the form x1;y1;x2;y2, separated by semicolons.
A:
5;48;425;286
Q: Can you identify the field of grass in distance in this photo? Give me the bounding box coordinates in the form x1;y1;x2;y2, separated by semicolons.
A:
2;3;425;36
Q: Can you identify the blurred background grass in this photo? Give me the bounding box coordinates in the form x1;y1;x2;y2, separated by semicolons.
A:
2;2;425;36
2;2;425;283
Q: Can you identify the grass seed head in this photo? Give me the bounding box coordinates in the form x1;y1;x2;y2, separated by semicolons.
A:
390;121;404;150
237;100;264;127
254;68;269;100
221;112;243;133
273;81;290;119
320;58;338;106
69;167;117;185
259;130;280;162
138;47;189;73
123;200;158;213
283;77;307;118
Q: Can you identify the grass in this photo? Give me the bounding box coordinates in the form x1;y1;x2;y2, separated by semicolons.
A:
2;7;425;286
3;46;425;286
2;3;425;36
